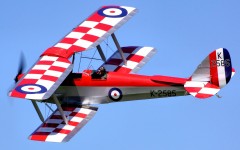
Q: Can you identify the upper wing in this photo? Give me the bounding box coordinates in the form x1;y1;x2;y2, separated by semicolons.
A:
9;6;137;100
100;46;156;73
9;56;73;100
29;106;98;142
42;6;137;58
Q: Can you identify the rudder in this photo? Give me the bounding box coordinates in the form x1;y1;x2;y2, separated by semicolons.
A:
209;48;232;88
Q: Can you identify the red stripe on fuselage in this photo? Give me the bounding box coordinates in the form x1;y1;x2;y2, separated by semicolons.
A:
114;67;131;74
61;71;187;87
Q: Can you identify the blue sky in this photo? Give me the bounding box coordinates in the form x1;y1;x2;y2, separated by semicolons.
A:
1;0;240;149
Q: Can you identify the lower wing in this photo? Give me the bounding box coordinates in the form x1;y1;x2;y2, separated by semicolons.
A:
29;106;98;142
99;46;156;73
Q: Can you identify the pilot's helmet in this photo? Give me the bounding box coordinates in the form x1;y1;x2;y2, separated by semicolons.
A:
99;66;104;70
99;66;106;72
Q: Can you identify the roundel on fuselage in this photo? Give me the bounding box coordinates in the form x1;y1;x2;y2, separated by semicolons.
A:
108;88;123;101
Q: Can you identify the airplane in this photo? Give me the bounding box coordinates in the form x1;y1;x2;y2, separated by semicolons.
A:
9;5;235;142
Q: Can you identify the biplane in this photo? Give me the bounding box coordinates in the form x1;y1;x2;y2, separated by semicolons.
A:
9;5;235;142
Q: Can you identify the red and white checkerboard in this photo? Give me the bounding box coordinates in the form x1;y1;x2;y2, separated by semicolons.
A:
9;56;73;100
100;46;156;74
9;6;138;100
29;106;98;142
184;81;220;99
42;6;137;58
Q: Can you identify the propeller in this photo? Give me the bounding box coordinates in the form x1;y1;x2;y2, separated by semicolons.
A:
14;52;26;83
7;52;27;105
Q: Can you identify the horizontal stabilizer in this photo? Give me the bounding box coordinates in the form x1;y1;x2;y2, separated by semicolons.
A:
29;106;98;142
184;81;220;98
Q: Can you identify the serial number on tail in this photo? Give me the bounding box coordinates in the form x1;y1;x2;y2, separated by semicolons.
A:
150;90;176;97
211;59;231;67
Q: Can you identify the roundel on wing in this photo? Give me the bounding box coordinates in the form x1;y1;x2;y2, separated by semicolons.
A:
16;84;47;94
108;88;123;101
98;6;128;18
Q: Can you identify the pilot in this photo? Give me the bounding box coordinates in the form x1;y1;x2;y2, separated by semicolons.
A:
92;66;107;79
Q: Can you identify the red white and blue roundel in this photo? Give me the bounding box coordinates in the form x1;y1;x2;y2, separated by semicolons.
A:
108;88;123;101
16;84;47;94
98;6;128;18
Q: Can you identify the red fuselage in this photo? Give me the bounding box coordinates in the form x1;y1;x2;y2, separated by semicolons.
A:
55;70;188;105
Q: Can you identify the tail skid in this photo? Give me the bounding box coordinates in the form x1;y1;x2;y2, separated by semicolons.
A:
185;48;235;99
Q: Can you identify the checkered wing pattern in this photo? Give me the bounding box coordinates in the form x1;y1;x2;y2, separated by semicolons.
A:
100;46;156;74
29;106;98;142
43;6;137;58
9;56;73;100
184;81;220;99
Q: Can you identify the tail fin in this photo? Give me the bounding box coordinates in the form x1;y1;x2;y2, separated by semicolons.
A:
184;48;235;99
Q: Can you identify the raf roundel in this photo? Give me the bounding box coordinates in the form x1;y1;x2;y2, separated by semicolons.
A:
109;88;123;101
98;6;128;18
16;84;47;94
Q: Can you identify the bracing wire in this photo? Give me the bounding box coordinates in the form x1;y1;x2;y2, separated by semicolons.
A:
103;40;115;52
81;57;102;61
45;103;54;113
78;52;82;72
105;38;108;58
75;38;115;72
44;102;54;118
87;48;98;69
44;102;46;120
